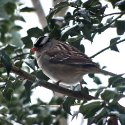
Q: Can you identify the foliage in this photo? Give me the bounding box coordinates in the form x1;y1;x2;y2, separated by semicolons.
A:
0;0;125;125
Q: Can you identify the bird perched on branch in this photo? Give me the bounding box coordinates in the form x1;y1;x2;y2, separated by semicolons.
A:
32;36;116;85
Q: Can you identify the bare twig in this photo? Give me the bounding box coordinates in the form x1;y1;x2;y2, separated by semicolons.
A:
91;39;125;58
103;11;125;17
31;0;47;28
92;13;123;33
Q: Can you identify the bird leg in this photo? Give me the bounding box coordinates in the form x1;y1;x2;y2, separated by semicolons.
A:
55;80;61;86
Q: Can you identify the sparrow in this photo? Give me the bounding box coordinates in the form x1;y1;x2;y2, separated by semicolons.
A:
32;36;116;85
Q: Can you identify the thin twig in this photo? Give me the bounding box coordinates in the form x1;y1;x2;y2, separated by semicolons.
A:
91;39;125;58
31;0;47;28
92;13;123;33
103;11;125;17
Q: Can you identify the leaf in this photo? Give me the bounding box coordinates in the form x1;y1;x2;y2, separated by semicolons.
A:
110;37;120;52
61;25;81;38
12;25;22;31
80;101;102;118
66;35;85;53
35;70;49;81
43;115;53;125
27;27;43;38
101;89;121;102
20;7;35;12
3;44;17;54
3;87;13;101
94;108;108;123
63;97;75;115
116;20;125;35
47;1;69;21
21;36;33;48
119;114;125;125
0;50;12;76
4;2;16;15
108;75;125;87
93;76;102;85
11;15;26;22
24;80;33;103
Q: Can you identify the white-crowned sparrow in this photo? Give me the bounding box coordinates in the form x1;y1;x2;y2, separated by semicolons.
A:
32;36;116;85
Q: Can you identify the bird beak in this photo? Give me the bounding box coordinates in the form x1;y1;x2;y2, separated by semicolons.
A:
31;47;38;52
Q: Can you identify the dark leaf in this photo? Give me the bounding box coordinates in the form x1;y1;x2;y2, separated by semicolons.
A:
43;115;53;125
27;27;43;38
24;80;33;103
93;76;102;85
35;70;49;81
110;37;120;52
0;50;12;76
116;20;125;35
80;101;102;118
11;15;26;22
66;35;84;53
101;89;121;101
3;87;13;101
61;25;81;38
12;25;22;31
4;2;16;15
63;97;75;115
108;75;125;87
119;114;125;125
94;107;108;124
20;7;35;12
115;0;125;11
3;44;17;54
47;1;69;21
21;36;33;48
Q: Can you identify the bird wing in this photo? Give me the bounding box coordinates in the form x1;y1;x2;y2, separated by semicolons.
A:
45;42;99;68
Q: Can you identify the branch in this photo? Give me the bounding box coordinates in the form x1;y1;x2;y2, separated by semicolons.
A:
91;39;125;58
31;0;47;28
103;11;125;17
0;64;96;100
92;13;123;33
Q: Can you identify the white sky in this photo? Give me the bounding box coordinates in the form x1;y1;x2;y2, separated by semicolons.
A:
19;0;125;125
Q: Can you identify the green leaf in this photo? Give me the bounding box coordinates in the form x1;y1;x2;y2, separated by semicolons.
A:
24;80;33;103
66;35;85;53
80;101;102;118
35;70;49;81
63;97;75;115
110;37;120;52
119;114;125;125
116;20;125;35
0;50;12;76
12;25;22;31
20;7;35;12
4;2;16;15
47;1;69;21
61;25;81;38
3;87;13;101
21;36;33;48
11;15;25;22
43;115;53;125
93;76;102;85
94;107;108;123
108;75;125;87
27;27;43;38
101;89;120;101
3;44;17;54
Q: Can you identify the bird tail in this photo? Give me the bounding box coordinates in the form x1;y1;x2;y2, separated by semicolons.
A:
100;69;117;76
